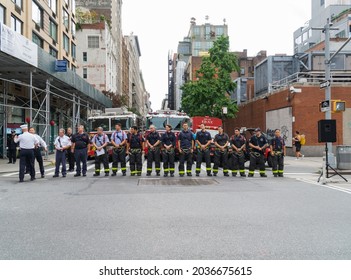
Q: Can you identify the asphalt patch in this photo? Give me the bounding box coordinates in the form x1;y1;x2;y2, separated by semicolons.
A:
138;178;219;186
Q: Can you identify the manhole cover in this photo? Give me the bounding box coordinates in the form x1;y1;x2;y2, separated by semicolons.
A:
138;178;219;186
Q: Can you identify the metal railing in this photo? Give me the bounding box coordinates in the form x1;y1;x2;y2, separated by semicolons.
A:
269;71;351;93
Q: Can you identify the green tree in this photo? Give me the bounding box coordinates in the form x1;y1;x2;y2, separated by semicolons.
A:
181;36;240;118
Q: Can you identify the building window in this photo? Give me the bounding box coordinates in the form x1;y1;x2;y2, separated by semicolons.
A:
83;52;87;62
71;0;76;15
49;0;57;15
216;27;224;36
49;20;57;41
71;42;76;59
32;32;43;48
72;65;76;72
63;8;69;30
87;36;99;48
0;5;5;24
49;47;58;58
63;33;69;53
71;19;76;36
320;0;325;7
83;68;87;79
11;15;22;34
32;1;43;28
205;24;211;40
193;27;200;37
12;0;22;9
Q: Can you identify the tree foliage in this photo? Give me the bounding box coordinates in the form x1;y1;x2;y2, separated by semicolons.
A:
181;36;240;118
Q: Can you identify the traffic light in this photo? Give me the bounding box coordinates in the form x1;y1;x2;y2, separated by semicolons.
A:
332;100;346;113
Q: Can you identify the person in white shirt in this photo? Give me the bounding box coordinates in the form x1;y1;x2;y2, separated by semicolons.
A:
53;128;71;178
14;124;39;183
29;127;48;178
91;127;110;176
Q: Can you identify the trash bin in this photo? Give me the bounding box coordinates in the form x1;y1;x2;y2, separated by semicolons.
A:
336;146;351;170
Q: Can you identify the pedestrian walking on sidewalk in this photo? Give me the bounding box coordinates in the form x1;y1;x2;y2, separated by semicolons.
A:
293;131;304;159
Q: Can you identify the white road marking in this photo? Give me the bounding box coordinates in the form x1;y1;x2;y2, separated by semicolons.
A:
297;178;351;195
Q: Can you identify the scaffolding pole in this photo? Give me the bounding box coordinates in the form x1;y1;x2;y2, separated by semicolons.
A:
45;79;51;153
29;71;33;126
2;81;7;159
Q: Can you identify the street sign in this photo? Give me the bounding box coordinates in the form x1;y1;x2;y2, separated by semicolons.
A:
320;100;330;112
320;80;331;89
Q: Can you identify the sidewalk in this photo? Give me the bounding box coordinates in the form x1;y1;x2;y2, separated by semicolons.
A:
0;153;55;174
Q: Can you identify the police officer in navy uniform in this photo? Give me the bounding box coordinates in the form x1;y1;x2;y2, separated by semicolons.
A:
111;123;127;176
178;122;194;177
161;124;176;177
230;127;247;177
213;126;229;177
92;127;110;177
14;124;39;182
248;128;268;177
146;125;161;176
195;123;212;177
71;125;91;177
270;129;286;177
127;126;144;176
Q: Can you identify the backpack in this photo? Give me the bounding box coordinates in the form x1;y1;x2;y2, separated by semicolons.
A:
300;134;306;145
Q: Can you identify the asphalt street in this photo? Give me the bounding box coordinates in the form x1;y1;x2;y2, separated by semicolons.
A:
0;158;351;260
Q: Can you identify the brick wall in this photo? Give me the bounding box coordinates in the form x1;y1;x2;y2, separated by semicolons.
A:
224;85;350;156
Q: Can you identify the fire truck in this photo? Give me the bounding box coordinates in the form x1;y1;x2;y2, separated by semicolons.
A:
87;108;142;160
191;116;223;162
144;110;191;159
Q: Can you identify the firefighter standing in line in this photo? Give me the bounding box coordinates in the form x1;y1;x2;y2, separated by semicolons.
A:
29;127;48;178
195;123;212;177
161;124;176;177
270;129;286;177
248;128;268;177
127;126;144;176
213;126;229;177
71;125;91;177
92;127;110;177
178;122;194;177
230;127;246;177
110;123;127;176
146;125;161;176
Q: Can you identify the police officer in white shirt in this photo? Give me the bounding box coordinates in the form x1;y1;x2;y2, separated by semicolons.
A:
14;124;39;183
29;127;48;178
53;128;71;178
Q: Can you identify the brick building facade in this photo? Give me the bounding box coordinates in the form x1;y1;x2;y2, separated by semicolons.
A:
224;85;351;156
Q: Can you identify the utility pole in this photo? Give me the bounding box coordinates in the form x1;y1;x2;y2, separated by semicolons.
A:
313;18;351;183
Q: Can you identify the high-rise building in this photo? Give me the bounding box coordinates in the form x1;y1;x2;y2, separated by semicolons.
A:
294;0;351;53
169;17;228;110
75;21;117;94
0;0;77;69
76;0;123;95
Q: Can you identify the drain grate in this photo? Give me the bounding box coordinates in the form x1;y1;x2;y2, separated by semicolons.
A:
138;178;219;186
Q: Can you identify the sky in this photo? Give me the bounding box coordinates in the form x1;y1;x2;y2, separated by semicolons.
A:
122;0;311;111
